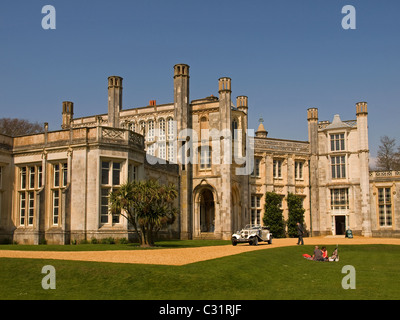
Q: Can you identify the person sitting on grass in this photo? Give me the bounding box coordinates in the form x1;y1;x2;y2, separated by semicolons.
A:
312;246;325;261
321;247;328;261
328;247;339;262
303;246;337;262
303;245;325;261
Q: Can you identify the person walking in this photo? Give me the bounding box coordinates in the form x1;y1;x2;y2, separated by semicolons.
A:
296;222;304;245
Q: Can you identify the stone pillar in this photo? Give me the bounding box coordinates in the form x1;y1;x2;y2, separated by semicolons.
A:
108;76;123;128
219;77;232;239
356;102;372;237
307;108;320;236
62;101;74;129
173;64;193;240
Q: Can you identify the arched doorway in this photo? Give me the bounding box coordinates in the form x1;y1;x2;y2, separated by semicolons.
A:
231;185;241;232
200;189;215;232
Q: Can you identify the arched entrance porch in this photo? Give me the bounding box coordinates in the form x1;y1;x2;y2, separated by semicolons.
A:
193;185;217;239
200;189;215;232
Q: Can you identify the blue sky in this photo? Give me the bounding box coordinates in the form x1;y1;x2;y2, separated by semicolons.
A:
0;1;399;158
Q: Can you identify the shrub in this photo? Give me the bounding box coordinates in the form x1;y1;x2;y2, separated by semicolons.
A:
263;192;286;238
287;193;305;238
101;237;116;245
117;238;129;244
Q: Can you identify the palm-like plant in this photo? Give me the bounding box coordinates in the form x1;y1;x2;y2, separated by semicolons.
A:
109;180;178;247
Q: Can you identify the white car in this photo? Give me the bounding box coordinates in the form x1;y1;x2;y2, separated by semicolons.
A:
231;224;272;246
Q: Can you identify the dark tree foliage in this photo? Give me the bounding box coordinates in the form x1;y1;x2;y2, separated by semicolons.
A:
287;193;305;238
109;180;178;247
262;191;286;238
376;136;400;171
0;118;43;137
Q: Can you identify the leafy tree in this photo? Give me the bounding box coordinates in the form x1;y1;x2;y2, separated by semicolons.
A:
286;193;305;238
262;191;286;238
0;118;43;137
376;136;400;171
109;180;178;247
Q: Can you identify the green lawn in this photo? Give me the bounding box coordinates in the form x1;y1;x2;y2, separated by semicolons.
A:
0;244;399;300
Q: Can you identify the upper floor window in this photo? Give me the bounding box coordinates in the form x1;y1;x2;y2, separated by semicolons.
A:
54;163;67;187
139;121;146;136
167;118;175;141
101;161;121;186
330;133;345;151
167;143;175;163
295;161;304;180
232;119;238;140
128;163;138;182
147;120;155;142
158;118;166;141
331;156;346;179
199;147;211;170
19;165;42;191
251;158;261;177
330;188;349;210
159;142;166;160
147;143;155;156
200;117;208;141
273;159;282;179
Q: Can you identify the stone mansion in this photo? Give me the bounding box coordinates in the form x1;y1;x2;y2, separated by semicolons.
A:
0;63;399;244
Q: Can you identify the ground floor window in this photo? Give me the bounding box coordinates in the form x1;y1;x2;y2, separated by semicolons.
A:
18;164;42;226
378;187;392;227
128;164;138;182
19;191;35;226
251;195;261;225
100;187;120;224
19;192;26;225
100;188;110;224
52;161;68;226
100;159;122;225
53;190;60;225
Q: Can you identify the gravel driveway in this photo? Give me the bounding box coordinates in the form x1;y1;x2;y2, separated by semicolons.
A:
1;237;399;266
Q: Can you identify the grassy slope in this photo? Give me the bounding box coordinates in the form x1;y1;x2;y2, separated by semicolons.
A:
0;244;399;300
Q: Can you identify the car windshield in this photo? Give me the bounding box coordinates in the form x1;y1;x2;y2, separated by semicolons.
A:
243;224;261;230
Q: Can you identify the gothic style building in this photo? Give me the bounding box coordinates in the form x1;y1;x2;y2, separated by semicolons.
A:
0;63;399;244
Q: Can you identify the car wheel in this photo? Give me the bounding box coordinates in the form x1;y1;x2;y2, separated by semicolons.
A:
232;239;237;246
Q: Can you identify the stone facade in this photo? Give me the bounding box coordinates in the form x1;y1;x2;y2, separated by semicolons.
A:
0;63;399;244
369;171;400;237
0;125;179;244
308;104;371;237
